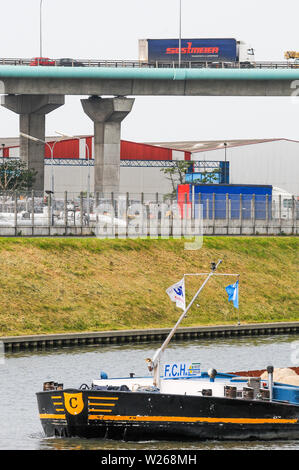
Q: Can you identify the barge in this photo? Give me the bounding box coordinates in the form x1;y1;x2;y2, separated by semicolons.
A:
36;260;299;441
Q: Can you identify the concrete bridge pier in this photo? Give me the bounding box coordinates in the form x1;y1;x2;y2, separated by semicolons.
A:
1;94;65;191
81;96;135;195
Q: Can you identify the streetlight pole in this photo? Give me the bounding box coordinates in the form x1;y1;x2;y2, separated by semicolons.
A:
179;0;182;67
20;132;63;193
55;131;91;224
86;143;90;224
40;0;43;57
224;142;227;184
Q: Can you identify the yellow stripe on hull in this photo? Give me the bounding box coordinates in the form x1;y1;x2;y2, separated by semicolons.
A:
40;413;66;420
87;415;298;424
88;396;119;400
89;403;116;406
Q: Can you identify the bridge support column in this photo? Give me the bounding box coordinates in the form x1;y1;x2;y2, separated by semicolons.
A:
1;94;65;192
81;96;134;195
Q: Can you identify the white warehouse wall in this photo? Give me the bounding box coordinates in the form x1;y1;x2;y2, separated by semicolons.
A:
44;165;173;196
10;138;299;196
191;140;299;195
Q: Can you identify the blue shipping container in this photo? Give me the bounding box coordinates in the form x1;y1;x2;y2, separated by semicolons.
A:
147;38;237;62
178;184;273;219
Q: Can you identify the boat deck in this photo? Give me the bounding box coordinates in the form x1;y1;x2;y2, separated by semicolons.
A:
93;372;252;397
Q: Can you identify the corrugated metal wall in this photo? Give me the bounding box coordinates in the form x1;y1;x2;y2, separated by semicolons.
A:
121;140;172;160
44;139;79;159
191;139;299;195
4;137;191;162
43;165;174;195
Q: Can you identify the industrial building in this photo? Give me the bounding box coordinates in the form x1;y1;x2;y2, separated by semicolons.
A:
0;136;298;197
0;136;190;195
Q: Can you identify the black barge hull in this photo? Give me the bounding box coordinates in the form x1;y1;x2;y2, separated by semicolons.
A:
37;389;299;441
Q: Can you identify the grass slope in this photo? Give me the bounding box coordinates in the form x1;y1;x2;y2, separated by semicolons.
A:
0;237;298;336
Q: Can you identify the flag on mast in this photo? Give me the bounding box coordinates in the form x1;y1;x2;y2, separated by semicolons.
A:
166;277;186;310
225;280;239;308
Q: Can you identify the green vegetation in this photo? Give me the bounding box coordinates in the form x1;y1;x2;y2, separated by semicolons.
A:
0;237;298;336
160;161;220;199
0;159;37;191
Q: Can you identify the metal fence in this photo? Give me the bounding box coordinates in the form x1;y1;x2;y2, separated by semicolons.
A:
0;57;299;69
0;191;297;236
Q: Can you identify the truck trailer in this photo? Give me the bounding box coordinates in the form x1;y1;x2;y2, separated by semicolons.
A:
139;38;255;65
177;184;272;220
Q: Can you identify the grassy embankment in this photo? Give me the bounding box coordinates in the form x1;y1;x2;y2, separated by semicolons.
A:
0;237;298;337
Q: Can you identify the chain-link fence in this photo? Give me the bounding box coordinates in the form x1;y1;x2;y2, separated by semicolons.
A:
0;191;297;236
185;193;299;221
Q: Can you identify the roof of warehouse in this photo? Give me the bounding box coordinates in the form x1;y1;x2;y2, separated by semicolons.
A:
0;135;91;148
146;138;296;152
0;136;297;152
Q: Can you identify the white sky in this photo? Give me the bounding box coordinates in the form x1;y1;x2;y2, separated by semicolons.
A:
1;0;299;142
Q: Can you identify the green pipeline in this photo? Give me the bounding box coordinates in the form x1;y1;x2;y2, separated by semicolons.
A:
1;65;299;80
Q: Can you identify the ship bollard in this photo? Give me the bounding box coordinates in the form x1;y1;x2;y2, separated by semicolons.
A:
224;385;237;398
247;377;261;399
43;381;55;391
242;387;254;400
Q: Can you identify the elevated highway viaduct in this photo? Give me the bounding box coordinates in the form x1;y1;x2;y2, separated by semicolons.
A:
0;66;299;193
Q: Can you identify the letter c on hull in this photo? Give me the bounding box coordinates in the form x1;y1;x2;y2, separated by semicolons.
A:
64;392;84;415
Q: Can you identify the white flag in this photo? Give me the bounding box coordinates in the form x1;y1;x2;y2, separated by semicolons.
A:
166;277;186;310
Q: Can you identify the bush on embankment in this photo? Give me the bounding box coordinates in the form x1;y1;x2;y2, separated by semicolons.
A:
0;237;298;336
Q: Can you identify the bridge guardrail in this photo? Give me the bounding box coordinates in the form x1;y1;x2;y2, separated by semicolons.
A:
0;58;298;69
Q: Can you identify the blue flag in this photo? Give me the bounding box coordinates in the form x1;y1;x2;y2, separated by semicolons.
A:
225;280;239;308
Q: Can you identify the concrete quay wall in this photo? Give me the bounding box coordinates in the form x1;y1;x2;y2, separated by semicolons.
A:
2;322;299;352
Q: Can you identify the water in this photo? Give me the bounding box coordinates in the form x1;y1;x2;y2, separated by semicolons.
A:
1;334;299;450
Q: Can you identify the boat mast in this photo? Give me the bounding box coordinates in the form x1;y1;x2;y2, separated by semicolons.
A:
148;259;223;387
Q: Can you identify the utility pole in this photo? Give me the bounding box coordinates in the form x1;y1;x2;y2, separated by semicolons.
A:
224;142;227;183
40;0;43;57
179;0;182;67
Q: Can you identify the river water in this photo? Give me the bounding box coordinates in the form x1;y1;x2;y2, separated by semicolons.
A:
1;334;299;450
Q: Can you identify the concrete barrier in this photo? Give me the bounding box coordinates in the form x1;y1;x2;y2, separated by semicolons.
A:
0;218;297;237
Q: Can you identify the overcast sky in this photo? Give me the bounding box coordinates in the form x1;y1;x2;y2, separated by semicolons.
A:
1;0;299;143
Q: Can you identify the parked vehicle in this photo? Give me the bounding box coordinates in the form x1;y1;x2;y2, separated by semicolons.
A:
58;58;85;67
177;184;273;220
30;57;55;66
284;51;299;68
272;187;298;219
178;184;298;220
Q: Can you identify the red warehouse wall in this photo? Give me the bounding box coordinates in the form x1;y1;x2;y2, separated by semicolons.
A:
120;140;173;160
3;137;191;161
44;139;79;159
